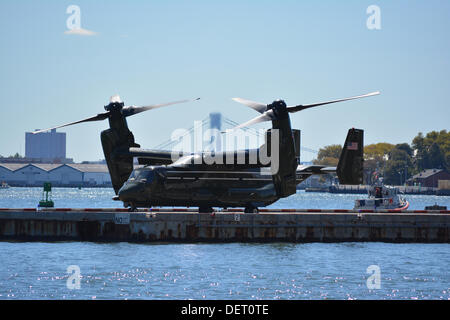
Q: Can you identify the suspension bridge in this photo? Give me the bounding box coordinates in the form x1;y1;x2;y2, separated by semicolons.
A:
152;113;318;159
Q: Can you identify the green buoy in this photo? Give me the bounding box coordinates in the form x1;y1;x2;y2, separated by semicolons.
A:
39;182;54;208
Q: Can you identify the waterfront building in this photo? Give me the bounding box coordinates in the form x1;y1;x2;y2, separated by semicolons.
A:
0;163;112;187
408;169;450;188
25;129;72;163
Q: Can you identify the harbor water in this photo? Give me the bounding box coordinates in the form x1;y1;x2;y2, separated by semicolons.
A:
0;188;449;300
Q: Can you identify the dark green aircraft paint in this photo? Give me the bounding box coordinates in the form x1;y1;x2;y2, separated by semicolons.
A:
116;99;365;212
33;92;377;212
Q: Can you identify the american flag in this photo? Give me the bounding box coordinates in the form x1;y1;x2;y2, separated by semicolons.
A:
347;142;358;150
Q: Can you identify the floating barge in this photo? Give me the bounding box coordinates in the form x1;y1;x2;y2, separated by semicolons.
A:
0;208;449;243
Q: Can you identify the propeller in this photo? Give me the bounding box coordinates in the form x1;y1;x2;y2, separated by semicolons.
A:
231;98;267;114
286;91;380;113
121;99;199;117
231;91;380;130
33;96;200;134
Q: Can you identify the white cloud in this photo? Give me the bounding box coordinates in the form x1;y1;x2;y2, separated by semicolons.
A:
64;28;98;36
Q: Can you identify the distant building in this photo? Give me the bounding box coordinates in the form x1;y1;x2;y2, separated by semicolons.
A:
0;165;13;183
0;157;73;164
408;169;450;188
209;113;222;131
0;163;113;187
438;180;450;190
25;129;69;163
208;112;222;152
66;164;111;186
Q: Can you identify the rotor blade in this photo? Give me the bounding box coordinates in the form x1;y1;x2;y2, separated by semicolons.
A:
231;110;275;130
32;112;110;134
122;98;200;117
231;97;267;114
287;91;380;113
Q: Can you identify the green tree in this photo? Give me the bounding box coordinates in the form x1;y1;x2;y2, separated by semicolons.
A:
412;132;427;170
395;143;413;157
412;130;449;171
390;147;411;162
313;144;342;166
428;142;445;169
8;153;23;159
384;160;409;185
363;143;395;184
446;152;450;170
364;143;395;162
384;145;413;185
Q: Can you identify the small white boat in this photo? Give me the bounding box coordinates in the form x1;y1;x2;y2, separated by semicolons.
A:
354;185;409;211
0;181;10;189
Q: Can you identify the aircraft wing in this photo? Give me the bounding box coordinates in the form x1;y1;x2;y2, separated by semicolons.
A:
121;149;340;176
295;164;337;185
126;148;174;165
296;128;364;185
296;164;336;175
121;148;268;167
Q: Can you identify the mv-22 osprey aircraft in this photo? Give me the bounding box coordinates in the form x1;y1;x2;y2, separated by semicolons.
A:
34;91;379;212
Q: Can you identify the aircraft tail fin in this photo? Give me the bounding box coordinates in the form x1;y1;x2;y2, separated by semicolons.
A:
336;128;364;185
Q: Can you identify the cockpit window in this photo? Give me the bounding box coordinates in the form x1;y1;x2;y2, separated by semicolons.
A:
128;169;155;183
128;170;138;180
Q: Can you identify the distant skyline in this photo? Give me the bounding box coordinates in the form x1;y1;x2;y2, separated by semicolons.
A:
1;1;449;162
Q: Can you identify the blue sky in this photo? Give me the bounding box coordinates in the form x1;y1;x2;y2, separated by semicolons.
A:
0;0;449;162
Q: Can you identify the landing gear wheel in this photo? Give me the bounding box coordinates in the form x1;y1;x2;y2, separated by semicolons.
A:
128;204;137;212
244;206;259;213
199;206;214;213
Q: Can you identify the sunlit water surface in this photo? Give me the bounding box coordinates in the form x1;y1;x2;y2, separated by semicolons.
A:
0;188;448;300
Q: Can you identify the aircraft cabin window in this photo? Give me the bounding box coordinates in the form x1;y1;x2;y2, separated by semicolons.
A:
129;170;138;180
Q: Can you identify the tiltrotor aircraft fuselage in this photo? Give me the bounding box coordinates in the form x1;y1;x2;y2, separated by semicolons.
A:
34;92;378;212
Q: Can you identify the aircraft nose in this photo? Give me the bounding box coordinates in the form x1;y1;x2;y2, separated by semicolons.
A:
118;182;145;201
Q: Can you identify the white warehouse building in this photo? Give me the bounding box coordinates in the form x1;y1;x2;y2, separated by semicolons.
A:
0;163;112;187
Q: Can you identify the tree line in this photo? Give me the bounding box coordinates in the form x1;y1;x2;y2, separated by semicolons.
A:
0;153;23;159
313;130;450;185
